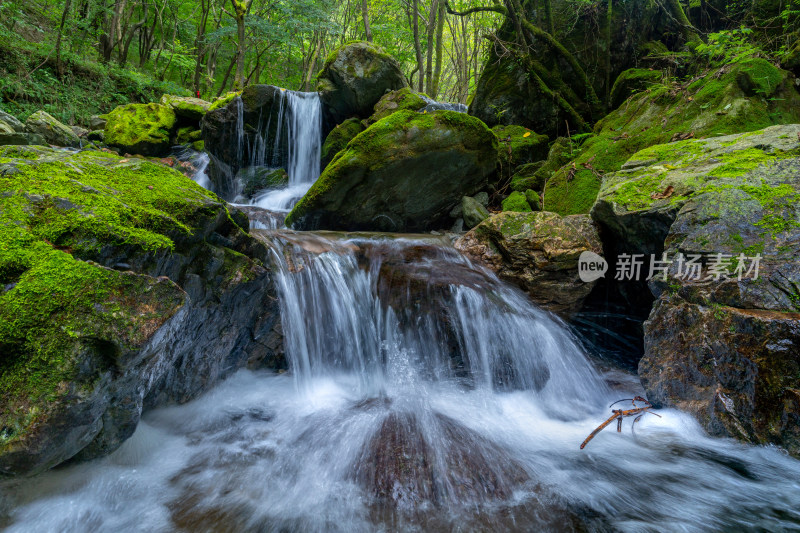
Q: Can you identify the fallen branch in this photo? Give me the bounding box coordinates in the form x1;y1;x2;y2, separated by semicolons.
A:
580;396;661;449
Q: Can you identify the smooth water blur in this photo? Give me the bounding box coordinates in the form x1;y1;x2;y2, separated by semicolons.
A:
2;233;800;532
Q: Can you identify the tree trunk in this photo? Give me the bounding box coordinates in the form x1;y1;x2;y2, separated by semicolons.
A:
412;0;424;90
56;0;73;79
431;0;445;99
425;0;439;95
664;0;700;42
362;0;372;41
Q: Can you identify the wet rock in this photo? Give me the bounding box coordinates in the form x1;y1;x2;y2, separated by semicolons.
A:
0;133;46;146
317;41;407;125
455;211;603;317
104;103;178;157
0;146;281;478
605;124;800;455
462;195;490;229
238;166;289;200
286;110;497;232
320;117;364;170
24;110;82;148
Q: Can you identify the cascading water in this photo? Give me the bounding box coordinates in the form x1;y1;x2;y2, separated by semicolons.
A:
248;91;322;213
3;231;800;532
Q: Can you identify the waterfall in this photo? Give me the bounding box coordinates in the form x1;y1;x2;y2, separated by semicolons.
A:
4;232;800;532
248;90;322;212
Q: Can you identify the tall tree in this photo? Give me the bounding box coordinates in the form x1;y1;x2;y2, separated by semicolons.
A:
55;0;73;78
362;0;372;41
223;0;254;89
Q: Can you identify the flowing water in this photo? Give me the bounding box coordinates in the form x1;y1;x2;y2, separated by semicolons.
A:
2;232;799;532
247;91;322;212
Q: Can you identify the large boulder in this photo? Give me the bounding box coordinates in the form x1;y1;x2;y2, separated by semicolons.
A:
543;59;800;216
365;87;428;125
285;110;498;232
317;42;408;125
0;110;25;133
24;110;82;148
590;124;800;455
455;211;603;316
160;94;211;121
0;146;281;477
104;103;178;157
493;124;549;175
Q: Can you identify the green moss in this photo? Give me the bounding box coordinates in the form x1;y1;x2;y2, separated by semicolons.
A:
542;59;800;216
502;191;533;212
367;88;429;124
104;103;177;154
0;146;233;444
493;124;549;169
321;118;364;168
191;140;205;152
208;91;242;112
286;110;496;226
609;68;665;109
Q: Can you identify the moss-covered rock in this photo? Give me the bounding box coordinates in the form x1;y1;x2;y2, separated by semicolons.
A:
286;110;498;232
238;166;289;199
609;68;664;110
493;124;549;172
511;137;574;193
317;41;408;124
501;191;532;212
0;146;281;477
104;103;178;157
366;87;429;125
455;211;603;316
24;110;82;148
321;117;364;169
586;123;800;456
0;110;25;133
208;91;242;112
543;59;800;216
0;133;46;146
176;126;202;145
525;189;542;211
160;94;211;121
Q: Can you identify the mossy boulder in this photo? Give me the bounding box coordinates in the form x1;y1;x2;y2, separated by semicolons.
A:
0;110;25;133
238;166;289;200
366;87;429;125
0;146;281;477
543;58;800;216
317;41;408;125
493;124;549;172
24;110;82;148
525;189;542;211
501;191;532;212
160;94;211;121
176;126;202;145
587;124;800;455
104;103;178;157
609;68;664;110
455;211;603;316
321;117;364;169
286;110;498;232
511;138;574;193
209;91;242;112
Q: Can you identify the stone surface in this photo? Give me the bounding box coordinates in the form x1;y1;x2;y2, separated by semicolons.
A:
594;124;800;455
286;110;498;232
455;211;603;316
104;103;178;157
321;117;364;170
160;94;211;121
462;195;490;229
0;146;281;478
24;110;82;148
0;110;25;133
609;68;663;110
365;87;428;125
238;166;289;200
317;42;407;125
493;124;549;171
0;133;46;146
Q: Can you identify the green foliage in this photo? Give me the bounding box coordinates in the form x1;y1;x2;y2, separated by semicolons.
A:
695;27;760;67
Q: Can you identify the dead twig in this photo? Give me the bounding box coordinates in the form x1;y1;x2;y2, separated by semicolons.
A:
580;396;661;449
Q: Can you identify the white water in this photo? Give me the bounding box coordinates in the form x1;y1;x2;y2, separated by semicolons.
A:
3;233;800;532
248;91;322;213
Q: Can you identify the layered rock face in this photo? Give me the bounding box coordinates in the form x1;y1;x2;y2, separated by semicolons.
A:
286;110;498;232
591;124;800;455
0;146;281;477
455;211;603;316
